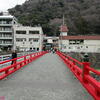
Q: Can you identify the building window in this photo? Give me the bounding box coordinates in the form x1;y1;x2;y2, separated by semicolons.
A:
77;47;80;49
81;46;83;48
16;38;25;42
29;38;32;41
69;47;71;49
0;27;12;31
33;48;35;50
44;40;47;42
30;42;32;44
5;27;11;31
29;31;39;34
69;40;84;45
33;39;39;42
14;22;16;24
29;38;39;42
86;46;88;48
68;46;73;49
37;48;39;51
6;20;12;24
30;48;32;50
23;42;25;44
16;31;26;34
24;38;26;41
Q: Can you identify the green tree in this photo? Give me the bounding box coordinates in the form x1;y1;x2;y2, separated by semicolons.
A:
75;16;89;35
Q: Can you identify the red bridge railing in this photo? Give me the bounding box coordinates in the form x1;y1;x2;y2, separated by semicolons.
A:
57;51;100;100
0;51;48;80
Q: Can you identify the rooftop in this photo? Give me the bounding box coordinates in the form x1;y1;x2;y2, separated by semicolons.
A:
60;25;68;32
0;15;14;19
60;35;100;40
0;12;14;19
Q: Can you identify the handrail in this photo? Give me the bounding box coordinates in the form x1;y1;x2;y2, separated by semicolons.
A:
0;51;48;80
56;51;100;100
88;67;100;76
60;52;83;65
0;52;40;64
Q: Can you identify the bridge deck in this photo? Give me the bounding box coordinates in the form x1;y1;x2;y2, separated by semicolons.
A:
0;53;93;100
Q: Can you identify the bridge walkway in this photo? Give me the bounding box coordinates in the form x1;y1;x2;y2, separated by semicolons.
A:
0;53;93;100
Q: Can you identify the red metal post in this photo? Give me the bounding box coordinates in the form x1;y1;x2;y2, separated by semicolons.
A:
95;88;100;97
24;56;26;65
5;69;9;74
30;54;32;62
72;61;76;71
14;60;17;69
82;62;90;83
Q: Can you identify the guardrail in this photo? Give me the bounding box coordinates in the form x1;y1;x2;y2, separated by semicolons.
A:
56;51;100;100
0;51;36;62
0;51;48;80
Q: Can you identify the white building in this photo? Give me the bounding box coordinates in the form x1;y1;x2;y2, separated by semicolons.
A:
59;25;100;53
13;25;43;51
0;12;17;51
59;24;68;51
59;35;100;53
43;36;59;50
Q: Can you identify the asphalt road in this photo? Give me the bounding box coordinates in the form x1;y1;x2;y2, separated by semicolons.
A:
0;53;93;100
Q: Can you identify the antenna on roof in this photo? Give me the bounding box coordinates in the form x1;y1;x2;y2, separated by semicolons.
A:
63;14;65;25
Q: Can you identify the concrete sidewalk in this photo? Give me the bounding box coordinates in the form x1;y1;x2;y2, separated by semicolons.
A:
0;53;93;100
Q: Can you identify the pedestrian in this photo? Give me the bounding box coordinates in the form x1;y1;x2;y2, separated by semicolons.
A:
54;48;57;52
49;47;52;53
52;48;55;53
11;50;17;65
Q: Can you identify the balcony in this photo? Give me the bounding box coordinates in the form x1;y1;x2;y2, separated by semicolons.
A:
0;36;12;39
0;21;12;26
0;24;12;26
0;42;13;46
0;30;12;32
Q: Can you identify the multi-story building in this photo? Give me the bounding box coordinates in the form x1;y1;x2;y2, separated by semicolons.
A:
13;25;43;51
59;25;100;53
43;36;59;50
59;36;100;53
0;12;44;52
0;12;17;51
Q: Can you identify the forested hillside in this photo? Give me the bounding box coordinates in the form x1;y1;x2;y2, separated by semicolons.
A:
8;0;100;36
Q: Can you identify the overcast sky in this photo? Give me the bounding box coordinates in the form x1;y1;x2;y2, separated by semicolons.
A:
0;0;26;11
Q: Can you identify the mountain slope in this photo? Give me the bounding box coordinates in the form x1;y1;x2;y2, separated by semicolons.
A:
8;0;100;36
